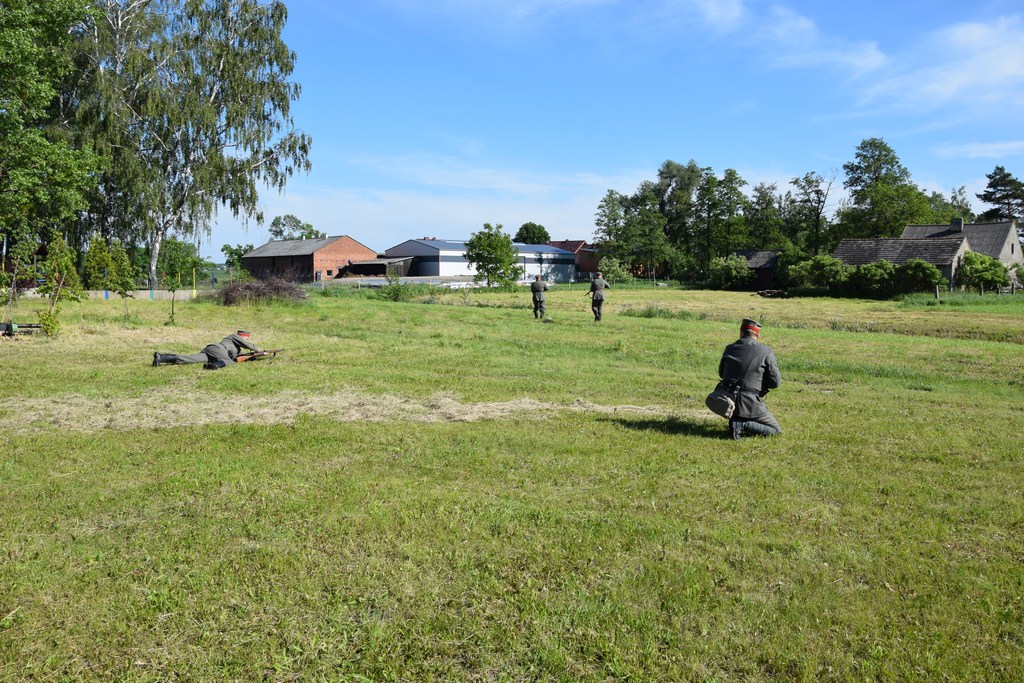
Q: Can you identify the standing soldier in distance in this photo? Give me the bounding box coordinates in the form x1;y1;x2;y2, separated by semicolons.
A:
717;318;782;439
588;271;610;321
531;274;549;319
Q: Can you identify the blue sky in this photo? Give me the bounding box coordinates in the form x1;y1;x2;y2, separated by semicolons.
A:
204;0;1024;259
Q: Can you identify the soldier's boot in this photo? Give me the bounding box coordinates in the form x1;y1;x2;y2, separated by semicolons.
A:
730;420;744;440
743;421;780;437
153;352;162;367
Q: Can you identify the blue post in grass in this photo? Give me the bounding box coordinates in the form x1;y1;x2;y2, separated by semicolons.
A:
104;267;109;300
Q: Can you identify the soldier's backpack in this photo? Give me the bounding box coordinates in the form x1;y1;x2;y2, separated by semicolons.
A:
705;380;740;419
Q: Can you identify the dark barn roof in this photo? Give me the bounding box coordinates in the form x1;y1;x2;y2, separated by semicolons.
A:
735;249;780;269
834;236;967;267
243;236;360;259
901;222;1014;260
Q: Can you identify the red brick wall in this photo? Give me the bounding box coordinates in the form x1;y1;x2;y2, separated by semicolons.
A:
312;237;377;278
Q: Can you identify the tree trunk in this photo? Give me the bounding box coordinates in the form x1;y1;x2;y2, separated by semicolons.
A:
148;228;167;289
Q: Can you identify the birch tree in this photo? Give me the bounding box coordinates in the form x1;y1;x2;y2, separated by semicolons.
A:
68;0;310;287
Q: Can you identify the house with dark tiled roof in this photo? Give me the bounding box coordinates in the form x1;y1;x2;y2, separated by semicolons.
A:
734;249;781;289
833;236;970;285
900;219;1022;269
547;240;600;276
242;235;377;282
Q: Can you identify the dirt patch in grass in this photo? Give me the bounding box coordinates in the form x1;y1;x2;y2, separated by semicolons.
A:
3;388;689;433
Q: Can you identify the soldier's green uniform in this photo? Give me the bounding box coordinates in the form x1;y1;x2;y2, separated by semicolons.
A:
153;331;260;369
717;319;781;439
530;276;549;319
588;274;610;321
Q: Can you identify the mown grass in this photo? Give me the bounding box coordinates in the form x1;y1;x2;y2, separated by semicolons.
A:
1;290;1023;681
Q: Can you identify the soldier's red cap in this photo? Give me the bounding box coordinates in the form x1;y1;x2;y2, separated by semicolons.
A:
740;319;761;333
237;330;250;337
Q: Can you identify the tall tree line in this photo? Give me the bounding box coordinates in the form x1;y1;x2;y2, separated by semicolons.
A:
594;138;1022;282
1;0;310;287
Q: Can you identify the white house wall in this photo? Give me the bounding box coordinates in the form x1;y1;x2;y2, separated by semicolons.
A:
517;252;575;282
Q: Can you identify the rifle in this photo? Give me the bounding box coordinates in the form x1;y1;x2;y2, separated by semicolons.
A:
237;349;284;362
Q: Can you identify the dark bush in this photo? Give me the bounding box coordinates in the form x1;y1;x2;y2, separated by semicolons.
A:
213;277;307;305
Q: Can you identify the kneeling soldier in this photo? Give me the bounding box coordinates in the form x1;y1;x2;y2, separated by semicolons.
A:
717;318;782;439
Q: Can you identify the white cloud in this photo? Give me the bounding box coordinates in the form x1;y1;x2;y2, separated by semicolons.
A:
685;0;745;30
755;6;886;75
862;15;1024;111
934;140;1024;159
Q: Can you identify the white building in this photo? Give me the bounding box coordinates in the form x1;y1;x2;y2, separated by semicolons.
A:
384;238;576;282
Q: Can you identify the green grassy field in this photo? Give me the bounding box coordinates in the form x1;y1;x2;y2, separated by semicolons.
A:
2;287;1022;681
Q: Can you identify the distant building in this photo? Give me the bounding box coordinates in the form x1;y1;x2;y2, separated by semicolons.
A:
734;249;781;289
383;238;575;281
900;219;1022;269
547;240;600;277
833;236;970;285
242;236;377;282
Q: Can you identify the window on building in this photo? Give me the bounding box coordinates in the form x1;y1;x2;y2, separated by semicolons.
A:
326;270;333;277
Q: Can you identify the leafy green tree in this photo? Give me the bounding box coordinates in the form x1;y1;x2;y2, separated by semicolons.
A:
975;166;1024;222
625;185;671;281
746;182;787;250
949;186;975;223
655;159;703;248
67;0;311;288
708;254;754;290
956;251;1010;291
82;239;114;290
221;243;254;269
158;238;208;322
109;240;141;317
1;237;38;322
691;168;721;274
594;189;628;261
596;256;632;284
0;0;93;261
839;138;930;238
790;171;837;254
893;259;946;293
269;215;323;240
36;235;83;335
512;222;550;244
463;223;523;287
718;168;749;252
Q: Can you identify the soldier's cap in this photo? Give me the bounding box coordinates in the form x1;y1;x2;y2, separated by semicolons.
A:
237;330;251;337
740;319;762;333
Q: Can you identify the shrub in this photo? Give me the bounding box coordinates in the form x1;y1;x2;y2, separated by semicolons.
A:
786;255;850;290
844;260;896;298
893;259;945;293
707;254;754;290
597;256;633;284
378;273;411;302
956;251;1010;291
212;277;307;305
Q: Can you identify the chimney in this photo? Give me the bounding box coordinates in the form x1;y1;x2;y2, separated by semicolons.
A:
951;217;964;232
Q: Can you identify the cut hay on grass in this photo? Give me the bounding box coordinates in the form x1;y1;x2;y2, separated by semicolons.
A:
4;387;682;433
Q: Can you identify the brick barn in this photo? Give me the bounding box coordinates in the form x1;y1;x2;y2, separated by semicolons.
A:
242;236;377;282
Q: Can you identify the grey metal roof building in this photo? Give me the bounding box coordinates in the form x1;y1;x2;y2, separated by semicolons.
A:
384;238;576;281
